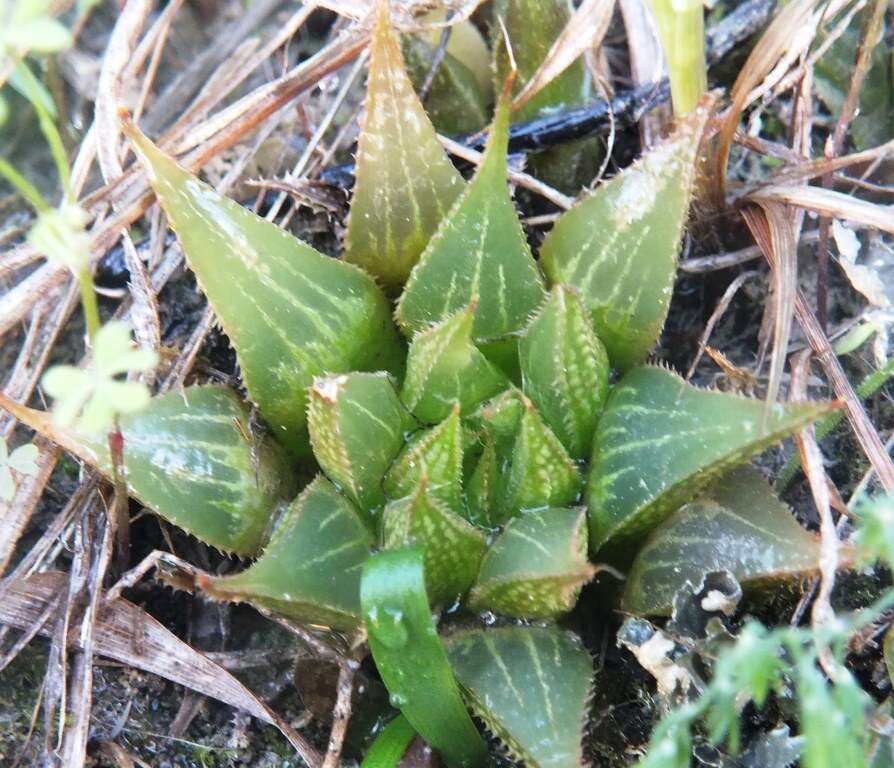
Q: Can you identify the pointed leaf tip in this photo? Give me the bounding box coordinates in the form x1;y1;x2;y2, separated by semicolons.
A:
344;0;465;287
203;476;373;629
401;304;509;423
396;85;545;339
587;365;836;555
382;479;486;605
126;126;402;457
469;507;592;618
540;102;713;369
446;626;593;768
520;285;610;459
308;372;410;514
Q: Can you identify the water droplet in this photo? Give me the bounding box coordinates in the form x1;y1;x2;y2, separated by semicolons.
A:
389;691;408;708
369;605;408;649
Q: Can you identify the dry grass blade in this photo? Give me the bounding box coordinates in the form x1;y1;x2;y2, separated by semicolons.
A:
742;204;894;492
1;572;323;766
714;0;819;202
511;0;616;112
744;199;799;420
749;185;894;235
790;350;840;680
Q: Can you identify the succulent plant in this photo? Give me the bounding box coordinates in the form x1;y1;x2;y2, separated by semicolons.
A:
2;3;837;766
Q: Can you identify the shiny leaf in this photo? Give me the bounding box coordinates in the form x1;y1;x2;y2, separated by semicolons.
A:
587;366;835;554
126;125;402;456
540;103;712;369
396;85;546;339
623;467;821;616
384;405;463;508
382;479;486;605
0;386;292;555
401;303;509;423
446;626;593;768
308;372;410;514
344;0;465;287
468;508;592;618
519;285;609;459
201;476;373;630
503;397;582;516
361;547;489;768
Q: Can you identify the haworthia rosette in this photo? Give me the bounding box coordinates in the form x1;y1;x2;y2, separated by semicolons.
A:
125;125;402;457
361;548;488;768
307;372;411;514
0;386;291;555
468;508;593;618
540;102;713;369
623;466;821;616
519;285;610;459
446;626;593;768
587;365;836;554
502;397;582;515
201;476;373;630
396;82;545;339
383;405;464;508
344;0;464;287
401;302;509;423
382;479;486;605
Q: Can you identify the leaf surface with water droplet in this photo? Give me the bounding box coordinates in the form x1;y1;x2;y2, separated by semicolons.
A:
382;479;486;605
361;547;488;768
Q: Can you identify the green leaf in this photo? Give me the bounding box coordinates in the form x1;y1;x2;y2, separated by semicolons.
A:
308;372;411;514
519;285;610;459
622;466;821;616
382;479;486;605
0;386;293;555
587;365;835;554
361;714;416;768
465;388;523;456
446;626;593;768
384;405;463;508
125;124;402;457
468;508;592;618
401;302;509;423
27;202;91;273
540;104;712;369
201;476;373;630
502;397;581;515
344;0;465;287
492;0;599;192
361;547;489;768
396;85;545;340
466;436;503;527
403;37;489;135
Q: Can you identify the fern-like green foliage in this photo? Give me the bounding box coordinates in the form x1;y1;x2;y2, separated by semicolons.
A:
4;3;838;765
